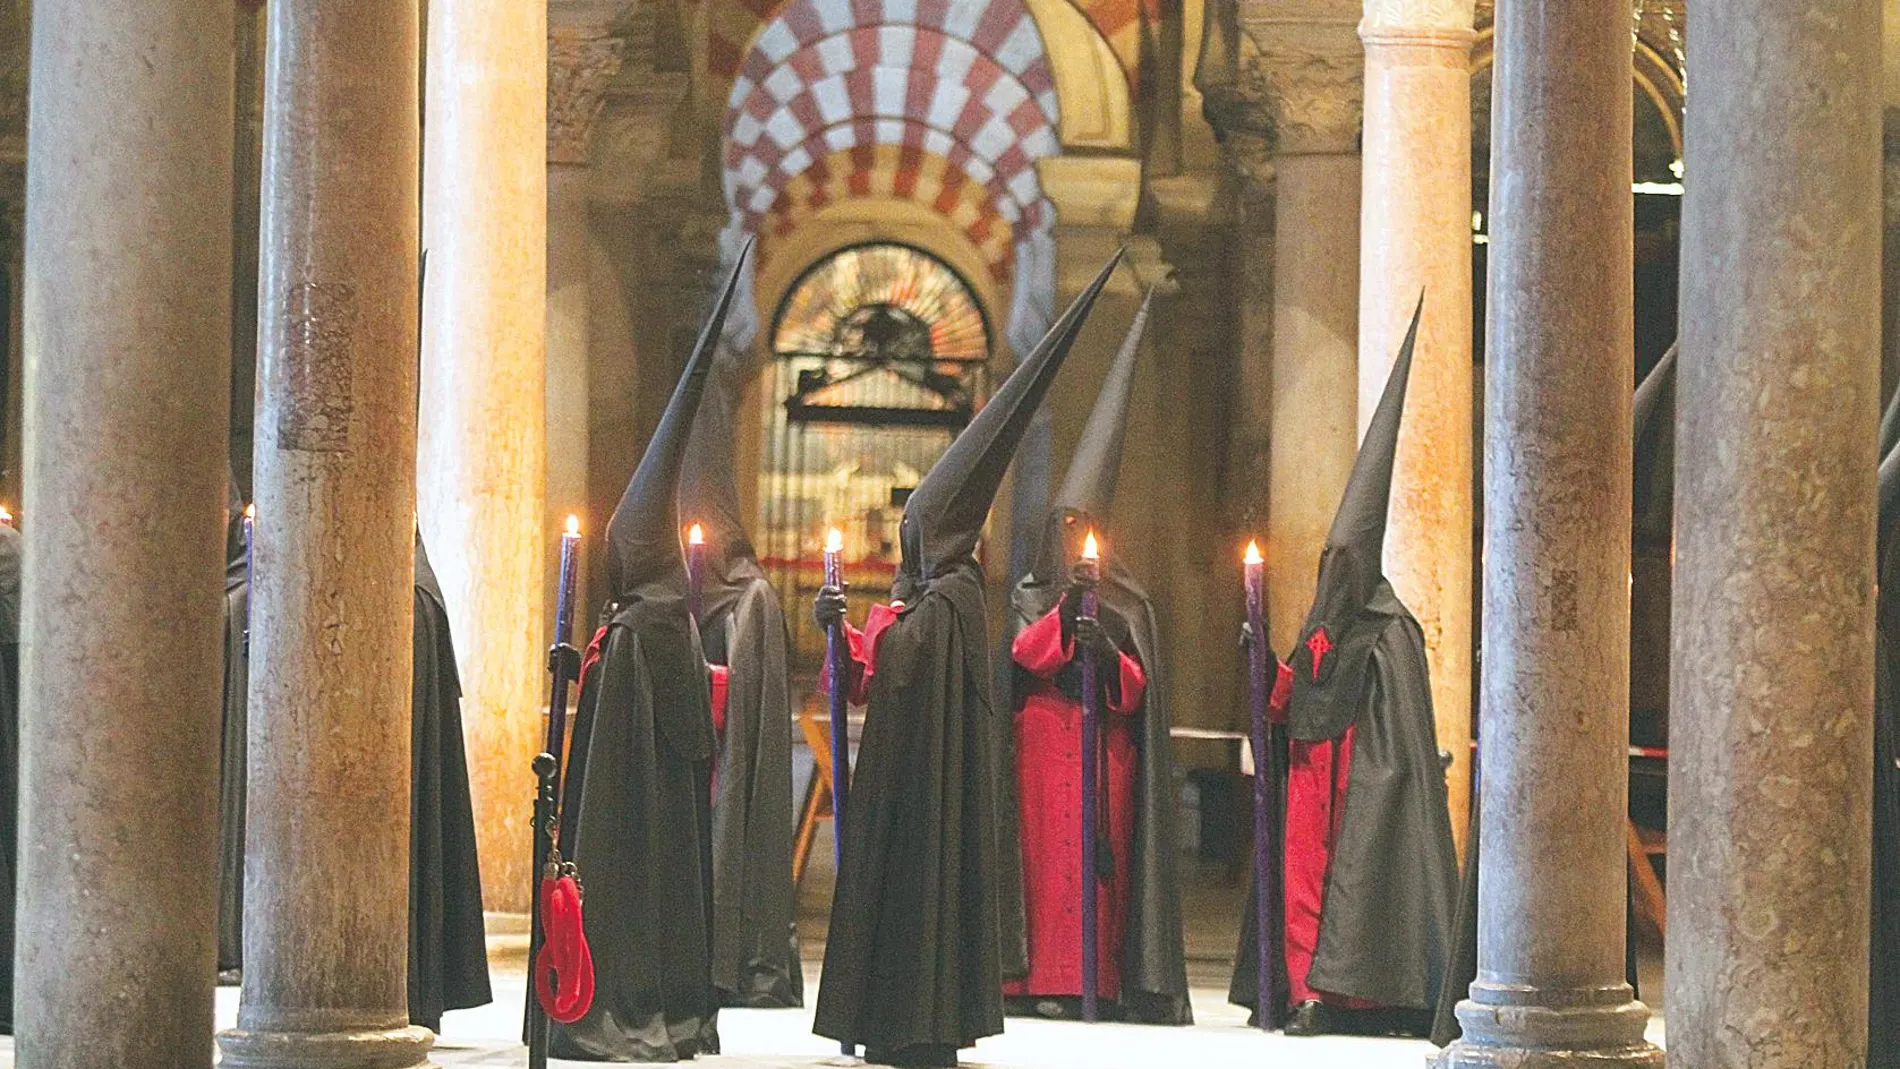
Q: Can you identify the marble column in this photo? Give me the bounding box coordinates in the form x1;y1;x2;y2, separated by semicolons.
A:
217;1;429;1066
1437;0;1657;1065
1358;0;1474;842
1254;8;1363;658
1668;1;1882;1067
545;9;624;645
15;1;232;1065
419;0;548;914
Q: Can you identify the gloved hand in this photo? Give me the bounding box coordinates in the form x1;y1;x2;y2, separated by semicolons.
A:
1239;620;1257;650
813;584;848;630
1073;614;1118;662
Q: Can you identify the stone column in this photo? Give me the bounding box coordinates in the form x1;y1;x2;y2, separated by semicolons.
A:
1668;1;1882;1067
418;0;548;914
15;1;232;1065
217;1;429;1066
1252;6;1363;657
1358;0;1475;844
1438;0;1658;1065
546;8;624;640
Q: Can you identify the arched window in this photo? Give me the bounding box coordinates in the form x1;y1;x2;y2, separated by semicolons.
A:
758;242;992;669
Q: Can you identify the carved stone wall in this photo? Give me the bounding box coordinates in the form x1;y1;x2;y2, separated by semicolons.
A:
548;18;627;166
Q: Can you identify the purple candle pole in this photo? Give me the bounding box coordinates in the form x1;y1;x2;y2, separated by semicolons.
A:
530;515;583;1069
242;505;256;645
686;522;706;622
1244;539;1277;1030
822;527;855;1058
1077;531;1103;1023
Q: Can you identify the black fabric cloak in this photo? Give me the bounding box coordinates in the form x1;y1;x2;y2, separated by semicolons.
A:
215;538;491;1031
1870;441;1900;1068
999;288;1191;1026
550;246;746;1062
0;524;18;1034
681;347;802;1009
1230;300;1458;1017
814;251;1122;1060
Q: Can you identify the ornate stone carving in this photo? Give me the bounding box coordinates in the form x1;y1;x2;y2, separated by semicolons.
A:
1361;0;1476;35
548;28;626;166
1254;28;1364;156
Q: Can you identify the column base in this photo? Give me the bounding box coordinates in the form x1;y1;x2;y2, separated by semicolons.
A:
1434;981;1663;1068
217;1023;435;1069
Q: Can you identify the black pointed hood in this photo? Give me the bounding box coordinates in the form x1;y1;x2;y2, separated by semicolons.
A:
1882;384;1900;461
1632;342;1678;443
679;341;765;609
1028;285;1153;585
896;247;1122;589
605;240;750;599
1285;295;1422;742
1880;440;1900;556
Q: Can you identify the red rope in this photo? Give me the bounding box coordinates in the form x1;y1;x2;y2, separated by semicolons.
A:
535;873;596;1024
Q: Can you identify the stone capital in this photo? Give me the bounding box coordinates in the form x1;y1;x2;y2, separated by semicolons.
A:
548;21;627;166
1360;0;1476;40
1246;17;1364;155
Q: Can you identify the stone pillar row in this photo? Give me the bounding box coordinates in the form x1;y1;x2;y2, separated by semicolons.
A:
16;1;234;1066
1439;0;1657;1064
219;1;430;1067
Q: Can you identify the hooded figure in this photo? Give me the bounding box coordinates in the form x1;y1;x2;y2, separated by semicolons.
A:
551;246;747;1062
215;524;492;1031
812;251;1123;1067
997;290;1191;1025
1428;344;1677;1047
0;519;18;1033
678;344;803;1009
1229;300;1458;1037
1871;435;1900;1068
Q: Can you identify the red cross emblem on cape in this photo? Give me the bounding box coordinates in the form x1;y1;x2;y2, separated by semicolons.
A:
1304;626;1334;682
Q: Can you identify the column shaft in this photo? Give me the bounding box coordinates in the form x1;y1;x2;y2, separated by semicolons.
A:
1359;8;1475;843
15;1;233;1065
1441;0;1657;1063
1267;152;1360;649
1668;1;1882;1066
419;0;549;914
219;0;429;1065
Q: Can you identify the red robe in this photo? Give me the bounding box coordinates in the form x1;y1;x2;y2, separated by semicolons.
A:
1271;660;1377;1009
1003;603;1147;1001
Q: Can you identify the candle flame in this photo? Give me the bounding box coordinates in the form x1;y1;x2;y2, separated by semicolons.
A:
1244;539;1263;565
0;505;13;525
688;522;705;546
1082;531;1100;561
825;527;844;554
245;504;256;522
565;514;580;537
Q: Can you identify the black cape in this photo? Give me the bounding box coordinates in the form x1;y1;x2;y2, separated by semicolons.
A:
550;596;721;1060
1871;452;1900;1067
0;525;19;1034
682;348;802;1009
812;561;1006;1052
701;582;803;1008
1004;533;1192;1025
217;542;492;1031
1229;584;1458;1013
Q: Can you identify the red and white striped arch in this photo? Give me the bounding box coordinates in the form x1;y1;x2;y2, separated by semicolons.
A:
719;0;1062;357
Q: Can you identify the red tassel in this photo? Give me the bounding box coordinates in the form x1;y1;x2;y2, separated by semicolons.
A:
535;873;596;1024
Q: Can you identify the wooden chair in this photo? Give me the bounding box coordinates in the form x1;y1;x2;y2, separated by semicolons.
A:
1627;820;1667;939
792;699;835;887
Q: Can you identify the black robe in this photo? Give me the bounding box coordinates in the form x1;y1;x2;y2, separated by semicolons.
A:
217;547;492;1031
1003;565;1191;1025
1230;588;1458;1015
813;561;1005;1053
551;592;720;1061
1871;551;1900;1067
701;576;803;1009
0;525;18;1034
410;556;495;1029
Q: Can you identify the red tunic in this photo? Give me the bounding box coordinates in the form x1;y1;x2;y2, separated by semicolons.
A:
1003;602;1148;1002
1272;660;1377;1009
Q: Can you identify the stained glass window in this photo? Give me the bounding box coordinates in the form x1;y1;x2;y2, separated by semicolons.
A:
759;243;992;671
